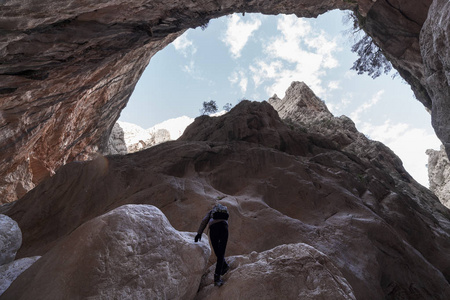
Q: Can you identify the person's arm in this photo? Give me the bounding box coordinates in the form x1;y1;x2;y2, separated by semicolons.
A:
195;210;211;242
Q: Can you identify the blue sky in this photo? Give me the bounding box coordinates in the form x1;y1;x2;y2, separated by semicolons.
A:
119;10;441;186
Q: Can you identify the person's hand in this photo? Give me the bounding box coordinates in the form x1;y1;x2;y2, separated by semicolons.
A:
195;234;202;242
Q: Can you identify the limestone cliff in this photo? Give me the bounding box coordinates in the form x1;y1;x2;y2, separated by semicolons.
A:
104;120;186;155
268;82;413;187
1;0;448;203
427;145;450;208
1;84;449;299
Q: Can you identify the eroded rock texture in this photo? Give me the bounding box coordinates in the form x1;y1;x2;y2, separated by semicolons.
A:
0;256;40;297
0;214;21;265
0;0;444;203
1;205;211;300
2;85;449;299
0;214;40;297
421;0;450;156
427;145;450;208
196;243;356;300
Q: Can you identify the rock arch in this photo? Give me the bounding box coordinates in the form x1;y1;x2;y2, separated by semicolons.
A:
0;0;447;202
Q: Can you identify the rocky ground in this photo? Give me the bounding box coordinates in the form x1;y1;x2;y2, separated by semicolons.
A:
1;83;449;299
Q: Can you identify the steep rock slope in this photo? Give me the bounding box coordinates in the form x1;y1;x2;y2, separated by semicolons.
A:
2;85;450;299
0;0;444;203
421;0;450;156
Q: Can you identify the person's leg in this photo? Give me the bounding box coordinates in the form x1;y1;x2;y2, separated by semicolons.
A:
210;223;228;285
213;223;228;276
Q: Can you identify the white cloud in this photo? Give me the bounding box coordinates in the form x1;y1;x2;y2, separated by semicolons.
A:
360;120;441;187
327;92;352;114
328;81;340;91
344;70;356;79
350;90;384;125
183;60;195;74
172;32;197;57
239;77;248;94
229;70;249;94
222;14;262;58
249;14;340;98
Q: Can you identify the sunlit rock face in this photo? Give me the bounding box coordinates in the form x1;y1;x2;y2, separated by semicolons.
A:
427;145;450;208
2;84;449;299
0;0;442;203
268;82;414;188
104;121;172;155
196;243;356;300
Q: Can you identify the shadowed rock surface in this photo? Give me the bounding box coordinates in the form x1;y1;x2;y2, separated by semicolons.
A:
2;0;448;203
1;84;449;299
421;0;450;156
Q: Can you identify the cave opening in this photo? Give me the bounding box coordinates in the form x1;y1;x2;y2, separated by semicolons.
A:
117;10;440;187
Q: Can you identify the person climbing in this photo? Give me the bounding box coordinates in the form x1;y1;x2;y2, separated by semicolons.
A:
195;203;230;287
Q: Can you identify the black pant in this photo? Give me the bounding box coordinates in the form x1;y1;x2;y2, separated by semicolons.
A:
209;222;228;276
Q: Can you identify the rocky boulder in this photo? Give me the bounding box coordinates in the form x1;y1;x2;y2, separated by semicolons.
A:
196;243;356;300
0;214;40;296
0;214;21;265
0;205;211;300
0;256;40;296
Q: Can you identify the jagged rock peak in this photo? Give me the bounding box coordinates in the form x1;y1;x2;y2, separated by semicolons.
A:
179;100;311;156
269;81;332;118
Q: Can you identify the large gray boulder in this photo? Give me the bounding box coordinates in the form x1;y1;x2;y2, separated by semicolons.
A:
0;214;21;266
0;205;211;300
196;243;356;300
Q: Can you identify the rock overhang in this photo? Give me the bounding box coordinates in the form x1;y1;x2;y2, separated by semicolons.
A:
0;0;446;203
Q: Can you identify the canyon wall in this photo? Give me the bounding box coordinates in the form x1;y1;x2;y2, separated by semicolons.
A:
1;0;447;202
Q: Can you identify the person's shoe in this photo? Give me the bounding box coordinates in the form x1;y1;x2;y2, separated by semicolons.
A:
214;274;224;287
221;262;230;275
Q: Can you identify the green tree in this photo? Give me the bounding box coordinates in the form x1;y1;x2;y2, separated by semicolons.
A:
344;11;393;79
200;100;218;115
